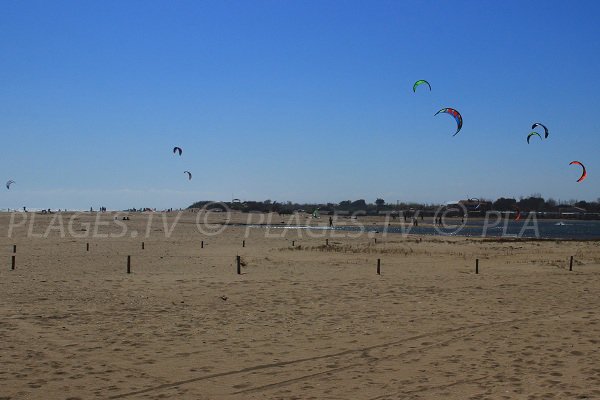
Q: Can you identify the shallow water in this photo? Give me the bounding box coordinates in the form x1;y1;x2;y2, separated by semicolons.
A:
244;219;600;240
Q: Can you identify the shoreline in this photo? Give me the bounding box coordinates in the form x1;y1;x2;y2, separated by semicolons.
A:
1;211;599;241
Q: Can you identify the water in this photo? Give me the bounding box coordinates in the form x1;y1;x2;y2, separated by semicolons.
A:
244;219;600;240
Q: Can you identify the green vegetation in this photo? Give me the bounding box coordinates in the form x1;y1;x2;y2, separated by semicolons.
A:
189;196;600;216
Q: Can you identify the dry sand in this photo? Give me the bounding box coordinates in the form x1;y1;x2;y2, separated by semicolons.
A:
1;211;600;399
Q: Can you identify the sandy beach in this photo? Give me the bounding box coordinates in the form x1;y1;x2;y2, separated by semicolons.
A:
2;211;600;399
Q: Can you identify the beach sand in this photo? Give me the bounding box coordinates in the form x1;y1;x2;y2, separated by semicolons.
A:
1;211;600;399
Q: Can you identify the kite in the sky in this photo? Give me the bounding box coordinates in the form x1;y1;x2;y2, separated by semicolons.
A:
435;108;463;136
184;171;192;180
569;161;587;182
6;180;15;189
173;147;183;156
527;132;542;144
413;80;431;92
531;123;549;138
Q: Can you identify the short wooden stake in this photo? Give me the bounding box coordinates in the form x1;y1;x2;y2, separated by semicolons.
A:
13;245;16;254
86;243;89;251
142;242;145;250
326;239;329;246
476;259;479;274
569;256;573;271
242;240;245;248
201;240;204;249
127;255;131;274
292;240;295;247
374;238;377;244
11;255;15;270
377;258;381;275
237;255;241;275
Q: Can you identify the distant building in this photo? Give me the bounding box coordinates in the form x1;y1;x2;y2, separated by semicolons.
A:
558;206;586;217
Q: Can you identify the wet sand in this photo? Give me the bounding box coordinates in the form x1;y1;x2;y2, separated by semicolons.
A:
1;212;600;399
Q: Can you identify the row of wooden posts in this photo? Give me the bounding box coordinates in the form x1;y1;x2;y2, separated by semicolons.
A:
8;241;577;274
10;238;355;255
11;238;374;256
8;255;577;274
75;239;371;252
76;238;379;251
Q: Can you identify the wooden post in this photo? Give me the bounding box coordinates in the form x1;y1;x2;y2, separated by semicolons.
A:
13;245;16;254
326;239;329;246
127;256;131;274
476;259;479;274
292;240;295;247
201;240;204;249
569;256;573;271
377;258;381;275
242;240;245;248
237;255;241;275
86;243;89;252
374;238;377;244
142;242;145;250
11;256;15;270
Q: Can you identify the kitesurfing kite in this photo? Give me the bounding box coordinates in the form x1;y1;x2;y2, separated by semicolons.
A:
514;206;521;221
173;147;183;156
527;132;542;144
531;123;549;138
569;161;587;182
184;171;192;180
413;80;431;92
435;108;463;136
6;180;15;189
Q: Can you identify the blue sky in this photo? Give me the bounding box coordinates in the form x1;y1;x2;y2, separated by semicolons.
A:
1;0;599;210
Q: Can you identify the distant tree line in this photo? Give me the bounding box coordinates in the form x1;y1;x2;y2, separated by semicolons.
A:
490;196;599;212
189;196;600;214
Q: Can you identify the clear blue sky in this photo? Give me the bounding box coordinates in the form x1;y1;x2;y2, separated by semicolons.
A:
1;0;599;210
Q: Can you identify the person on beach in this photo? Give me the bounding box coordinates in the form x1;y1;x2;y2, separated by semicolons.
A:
329;216;333;228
